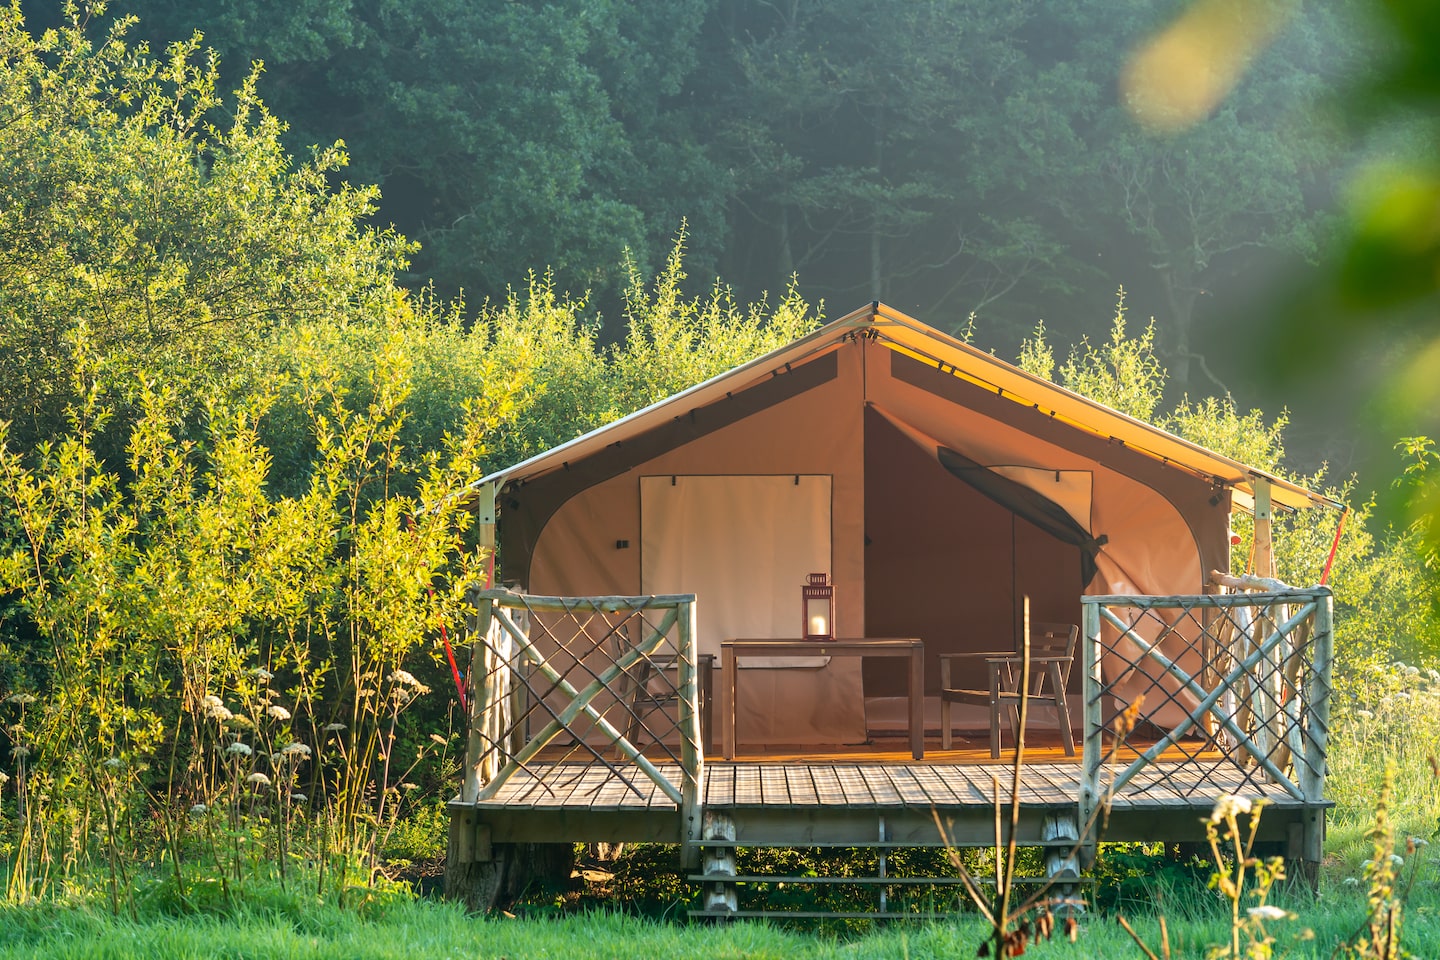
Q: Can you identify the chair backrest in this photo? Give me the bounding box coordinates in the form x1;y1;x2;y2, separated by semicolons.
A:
1024;622;1079;695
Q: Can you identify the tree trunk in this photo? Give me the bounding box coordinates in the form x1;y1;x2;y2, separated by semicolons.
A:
1160;267;1200;391
444;811;575;912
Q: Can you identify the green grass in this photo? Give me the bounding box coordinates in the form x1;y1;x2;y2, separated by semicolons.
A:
0;884;1437;960
6;661;1440;957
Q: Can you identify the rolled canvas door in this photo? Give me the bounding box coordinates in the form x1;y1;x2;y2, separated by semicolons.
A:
640;475;865;744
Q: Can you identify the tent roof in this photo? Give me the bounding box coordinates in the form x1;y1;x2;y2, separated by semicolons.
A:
467;302;1341;513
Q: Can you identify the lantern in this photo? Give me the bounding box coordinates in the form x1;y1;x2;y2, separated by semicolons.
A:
802;573;834;641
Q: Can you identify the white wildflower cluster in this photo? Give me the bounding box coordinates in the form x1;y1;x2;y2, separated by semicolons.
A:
189;803;208;816
0;770;9;786
324;722;346;733
226;741;253;757
390;670;431;696
246;772;271;787
1246;905;1290;922
253;667;274;683
266;704;292;722
279;742;311;759
202;694;234;722
5;693;36;706
1208;793;1253;824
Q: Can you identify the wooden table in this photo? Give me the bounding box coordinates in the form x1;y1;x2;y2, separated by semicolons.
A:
720;638;925;760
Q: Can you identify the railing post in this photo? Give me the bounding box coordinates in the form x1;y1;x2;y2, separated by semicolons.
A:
463;587;494;804
1079;598;1104;869
678;597;705;870
1298;588;1333;888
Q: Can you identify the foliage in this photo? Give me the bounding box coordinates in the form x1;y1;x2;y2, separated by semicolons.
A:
0;1;406;455
113;0;725;303
0;321;494;908
1056;290;1166;422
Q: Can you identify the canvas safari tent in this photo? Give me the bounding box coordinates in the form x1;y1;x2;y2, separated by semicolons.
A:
463;302;1340;749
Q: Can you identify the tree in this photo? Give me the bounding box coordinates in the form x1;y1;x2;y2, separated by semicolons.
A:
113;0;726;305
699;0;1083;328
1054;0;1354;391
0;1;405;454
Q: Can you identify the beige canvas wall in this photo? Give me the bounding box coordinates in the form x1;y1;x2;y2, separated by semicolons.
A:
524;344;868;745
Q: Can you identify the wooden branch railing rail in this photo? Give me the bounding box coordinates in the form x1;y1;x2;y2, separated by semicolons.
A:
1079;586;1334;855
459;588;705;860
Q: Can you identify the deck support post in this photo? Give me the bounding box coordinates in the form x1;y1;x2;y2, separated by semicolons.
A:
1042;813;1084;915
444;809;505;912
678;599;705;871
1295;588;1333;890
700;811;738;917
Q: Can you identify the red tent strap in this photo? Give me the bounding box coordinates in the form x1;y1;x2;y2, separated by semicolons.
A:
406;515;469;712
1320;506;1349;587
438;611;467;714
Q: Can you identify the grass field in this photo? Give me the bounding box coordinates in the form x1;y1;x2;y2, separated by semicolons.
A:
3;664;1440;958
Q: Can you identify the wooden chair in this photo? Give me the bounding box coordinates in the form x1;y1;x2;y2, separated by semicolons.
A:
620;647;714;751
939;622;1078;758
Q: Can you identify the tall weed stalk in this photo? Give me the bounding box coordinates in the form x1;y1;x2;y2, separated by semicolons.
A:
0;325;485;905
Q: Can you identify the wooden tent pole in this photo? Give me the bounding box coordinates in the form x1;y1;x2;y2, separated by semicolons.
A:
1252;477;1274;579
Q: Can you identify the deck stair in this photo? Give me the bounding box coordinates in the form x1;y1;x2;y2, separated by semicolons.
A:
686;810;1087;922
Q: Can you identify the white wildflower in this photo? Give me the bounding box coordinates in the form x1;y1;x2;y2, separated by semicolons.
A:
6;693;36;705
1390;854;1405;867
399;782;418;792
290;793;307;803
266;704;291;721
225;742;253;757
189;803;208;816
1343;877;1361;886
324;722;346;733
1407;665;1421;677
280;742;311;758
1412;837;1430;848
102;757;123;770
389;670;429;695
1247;905;1290;921
1428;669;1440;683
428;734;448;747
227;714;254;728
202;695;233;721
246;772;271;786
0;771;9;786
12;746;30;759
253;667;274;682
1356;710;1375;721
1208;793;1253;824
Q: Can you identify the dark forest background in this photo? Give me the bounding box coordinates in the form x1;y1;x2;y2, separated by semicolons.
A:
15;0;1399;478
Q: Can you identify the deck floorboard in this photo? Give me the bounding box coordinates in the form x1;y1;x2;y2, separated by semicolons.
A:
465;741;1322;833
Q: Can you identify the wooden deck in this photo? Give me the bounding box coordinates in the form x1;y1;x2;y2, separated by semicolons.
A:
448;587;1335;910
454;748;1324;849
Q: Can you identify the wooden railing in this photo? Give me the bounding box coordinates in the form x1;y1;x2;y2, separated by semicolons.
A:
459;588;704;852
1078;584;1334;841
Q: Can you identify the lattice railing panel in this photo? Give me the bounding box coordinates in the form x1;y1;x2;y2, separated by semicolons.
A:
1079;588;1333;811
459;588;703;815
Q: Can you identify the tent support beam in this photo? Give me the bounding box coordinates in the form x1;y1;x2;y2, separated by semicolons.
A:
1252;476;1274;578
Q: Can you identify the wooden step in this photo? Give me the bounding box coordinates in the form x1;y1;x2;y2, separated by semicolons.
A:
688;873;1092;886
